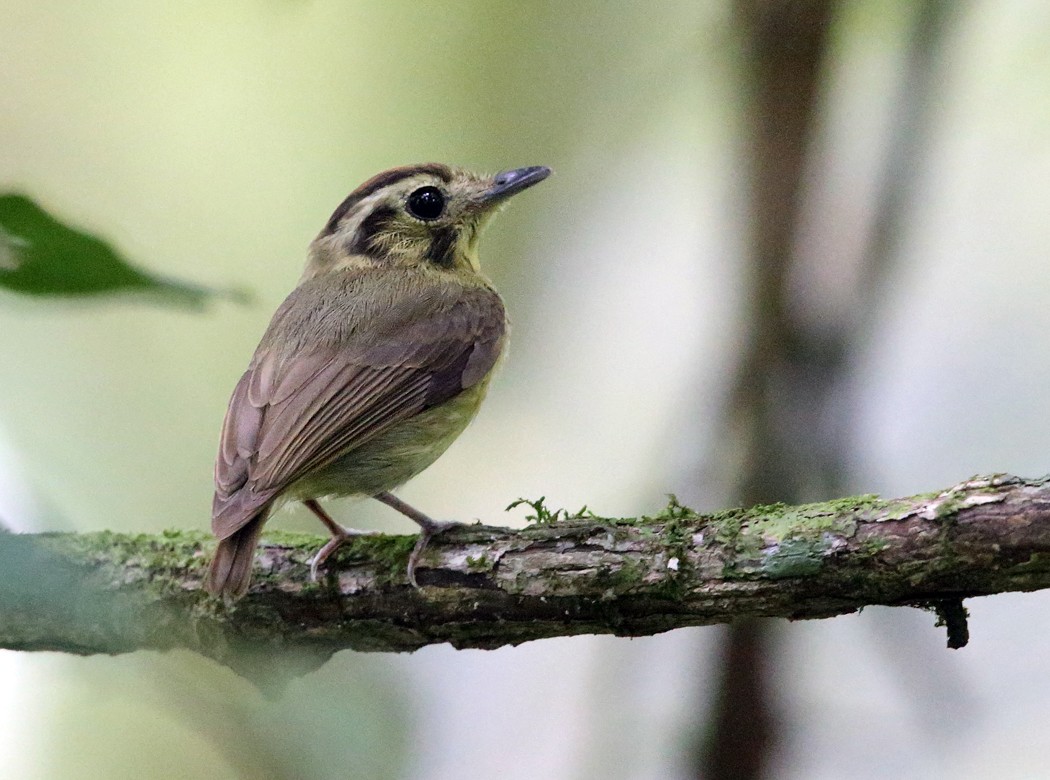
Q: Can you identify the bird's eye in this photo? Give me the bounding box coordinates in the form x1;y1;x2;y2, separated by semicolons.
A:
406;186;445;221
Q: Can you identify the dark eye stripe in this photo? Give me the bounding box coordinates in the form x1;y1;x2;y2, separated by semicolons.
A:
320;163;453;236
425;227;458;268
345;205;397;257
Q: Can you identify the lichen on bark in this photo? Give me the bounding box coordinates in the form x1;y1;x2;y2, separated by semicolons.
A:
2;474;1050;672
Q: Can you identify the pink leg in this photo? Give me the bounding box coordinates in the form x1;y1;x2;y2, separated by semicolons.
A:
373;492;458;586
303;499;378;582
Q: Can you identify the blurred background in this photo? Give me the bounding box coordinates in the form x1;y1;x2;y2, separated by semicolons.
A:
2;1;1050;778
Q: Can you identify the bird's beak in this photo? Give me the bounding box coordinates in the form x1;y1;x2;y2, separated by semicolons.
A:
481;166;552;203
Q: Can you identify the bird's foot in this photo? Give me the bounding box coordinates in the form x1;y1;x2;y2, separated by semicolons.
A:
370;492;462;587
407;519;460;587
308;525;379;582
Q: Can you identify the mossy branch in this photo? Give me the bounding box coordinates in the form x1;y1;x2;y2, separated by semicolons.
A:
3;474;1050;672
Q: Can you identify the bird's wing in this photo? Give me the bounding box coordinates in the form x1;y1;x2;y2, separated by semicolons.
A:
212;282;505;540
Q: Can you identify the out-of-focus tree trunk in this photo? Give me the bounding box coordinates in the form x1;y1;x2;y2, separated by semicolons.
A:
696;4;837;779
694;1;956;778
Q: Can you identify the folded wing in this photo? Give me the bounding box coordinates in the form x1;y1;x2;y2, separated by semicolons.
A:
212;276;504;540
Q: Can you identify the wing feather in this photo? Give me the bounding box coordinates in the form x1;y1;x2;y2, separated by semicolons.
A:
211;272;505;540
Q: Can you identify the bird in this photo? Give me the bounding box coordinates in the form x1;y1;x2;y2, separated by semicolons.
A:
206;162;551;598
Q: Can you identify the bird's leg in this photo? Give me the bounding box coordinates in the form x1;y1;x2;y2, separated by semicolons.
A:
373;491;458;586
303;498;378;582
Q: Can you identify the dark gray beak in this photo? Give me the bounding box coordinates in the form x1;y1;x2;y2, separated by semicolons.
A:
483;166;552;202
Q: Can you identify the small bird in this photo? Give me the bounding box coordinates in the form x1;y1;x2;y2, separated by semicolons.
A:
206;163;550;598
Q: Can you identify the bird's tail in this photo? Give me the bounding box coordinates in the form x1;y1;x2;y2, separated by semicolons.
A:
206;514;267;599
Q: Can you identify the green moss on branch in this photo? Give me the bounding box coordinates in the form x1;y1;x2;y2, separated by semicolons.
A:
3;474;1050;671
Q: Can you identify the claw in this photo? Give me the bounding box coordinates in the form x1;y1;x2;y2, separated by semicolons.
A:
406;520;457;587
307;525;379;582
371;492;463;586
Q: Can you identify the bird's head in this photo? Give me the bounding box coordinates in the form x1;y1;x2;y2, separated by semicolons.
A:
306;163;550;278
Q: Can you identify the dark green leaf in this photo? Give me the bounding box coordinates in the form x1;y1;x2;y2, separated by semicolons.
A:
0;193;249;308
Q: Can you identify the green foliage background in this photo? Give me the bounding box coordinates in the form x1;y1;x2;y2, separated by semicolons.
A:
3;2;1050;779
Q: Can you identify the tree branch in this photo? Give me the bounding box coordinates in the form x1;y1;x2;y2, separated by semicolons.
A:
3;475;1050;670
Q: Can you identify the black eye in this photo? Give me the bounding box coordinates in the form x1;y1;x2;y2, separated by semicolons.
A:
406;186;445;220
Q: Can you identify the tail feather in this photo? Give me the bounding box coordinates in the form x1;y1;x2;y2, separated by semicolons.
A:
206;515;267;598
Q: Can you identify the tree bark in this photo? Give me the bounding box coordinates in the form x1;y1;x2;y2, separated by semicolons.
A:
2;475;1049;670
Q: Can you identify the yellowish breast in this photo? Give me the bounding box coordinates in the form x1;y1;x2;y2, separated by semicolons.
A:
287;378;491;501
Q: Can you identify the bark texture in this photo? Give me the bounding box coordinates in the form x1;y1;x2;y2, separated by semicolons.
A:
2;475;1049;669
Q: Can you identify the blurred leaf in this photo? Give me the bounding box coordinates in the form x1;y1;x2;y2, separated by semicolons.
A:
0;193;249;308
